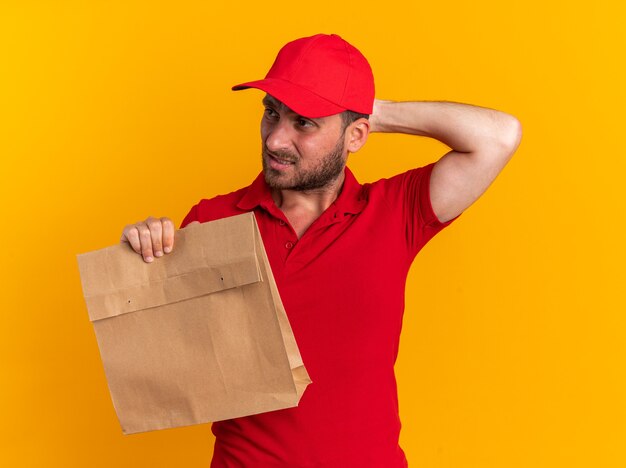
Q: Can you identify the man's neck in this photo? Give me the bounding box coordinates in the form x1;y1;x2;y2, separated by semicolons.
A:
271;170;345;217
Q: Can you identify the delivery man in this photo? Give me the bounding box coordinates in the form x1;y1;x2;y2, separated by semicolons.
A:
120;33;522;467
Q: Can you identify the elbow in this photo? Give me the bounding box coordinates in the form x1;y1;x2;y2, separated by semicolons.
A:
500;115;523;156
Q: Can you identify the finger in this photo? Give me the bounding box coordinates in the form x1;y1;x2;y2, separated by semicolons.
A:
136;222;155;262
147;217;164;257
121;225;142;255
161;217;175;253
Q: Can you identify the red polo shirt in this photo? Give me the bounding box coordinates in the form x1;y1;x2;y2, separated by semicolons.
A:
180;162;460;467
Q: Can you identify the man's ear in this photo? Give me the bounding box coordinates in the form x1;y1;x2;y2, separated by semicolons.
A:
345;118;370;153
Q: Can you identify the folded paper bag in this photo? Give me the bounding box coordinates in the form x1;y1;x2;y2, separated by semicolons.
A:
77;212;311;434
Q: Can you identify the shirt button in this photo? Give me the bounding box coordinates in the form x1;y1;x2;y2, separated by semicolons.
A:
285;241;294;249
279;220;286;225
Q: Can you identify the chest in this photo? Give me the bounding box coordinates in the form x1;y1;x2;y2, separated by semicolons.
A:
255;208;411;376
282;210;321;240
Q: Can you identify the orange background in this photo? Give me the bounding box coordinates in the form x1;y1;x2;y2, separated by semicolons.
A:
1;1;625;466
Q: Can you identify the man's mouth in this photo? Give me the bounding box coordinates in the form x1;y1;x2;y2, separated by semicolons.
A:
266;152;296;169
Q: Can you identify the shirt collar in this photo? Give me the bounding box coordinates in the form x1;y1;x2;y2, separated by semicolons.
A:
236;166;366;215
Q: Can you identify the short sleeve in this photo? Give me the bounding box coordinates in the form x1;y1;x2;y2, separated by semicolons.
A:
179;203;199;229
382;162;461;257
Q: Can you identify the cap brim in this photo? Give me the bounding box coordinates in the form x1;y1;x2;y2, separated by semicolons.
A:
231;78;346;118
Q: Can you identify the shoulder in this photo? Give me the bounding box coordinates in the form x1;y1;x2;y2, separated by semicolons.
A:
370;163;434;187
180;186;250;228
366;162;458;228
366;163;434;203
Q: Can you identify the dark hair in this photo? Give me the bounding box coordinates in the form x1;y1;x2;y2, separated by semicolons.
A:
340;110;369;132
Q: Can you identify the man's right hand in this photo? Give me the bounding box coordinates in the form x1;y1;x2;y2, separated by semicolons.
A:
120;217;176;263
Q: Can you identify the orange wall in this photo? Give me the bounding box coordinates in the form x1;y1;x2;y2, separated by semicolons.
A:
1;1;625;466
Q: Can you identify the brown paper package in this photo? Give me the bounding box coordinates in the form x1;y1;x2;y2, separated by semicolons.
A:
77;212;311;434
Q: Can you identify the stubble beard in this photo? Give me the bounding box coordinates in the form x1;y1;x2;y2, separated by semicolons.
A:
262;137;346;191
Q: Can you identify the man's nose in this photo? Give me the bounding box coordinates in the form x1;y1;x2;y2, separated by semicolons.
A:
264;121;293;153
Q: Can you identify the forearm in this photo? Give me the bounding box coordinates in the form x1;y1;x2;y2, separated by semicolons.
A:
370;100;521;154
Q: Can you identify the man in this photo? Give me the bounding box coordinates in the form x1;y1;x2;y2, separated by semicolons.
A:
121;33;521;467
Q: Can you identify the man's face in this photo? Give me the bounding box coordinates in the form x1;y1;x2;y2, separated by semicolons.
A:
260;94;347;191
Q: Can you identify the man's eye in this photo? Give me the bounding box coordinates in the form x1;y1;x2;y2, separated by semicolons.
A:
297;118;313;127
264;108;277;118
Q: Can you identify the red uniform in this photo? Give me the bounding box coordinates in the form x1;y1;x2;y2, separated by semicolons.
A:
181;162;460;467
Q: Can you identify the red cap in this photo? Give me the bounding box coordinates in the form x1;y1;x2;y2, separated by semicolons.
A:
232;34;374;118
